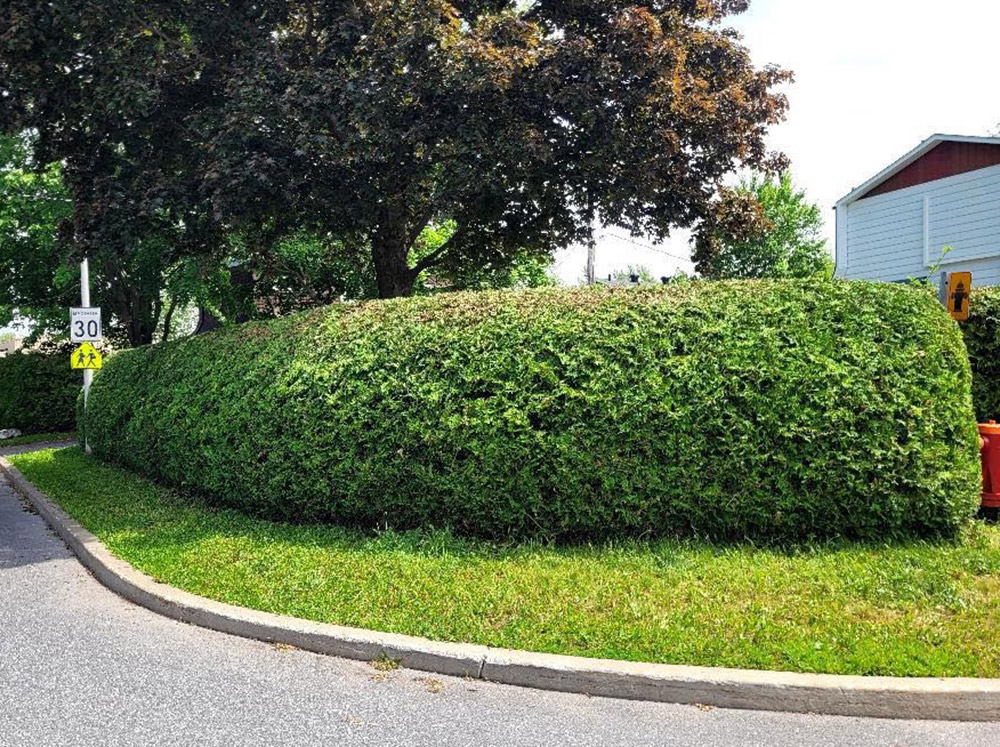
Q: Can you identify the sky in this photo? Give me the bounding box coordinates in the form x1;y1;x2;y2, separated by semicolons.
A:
553;0;1000;283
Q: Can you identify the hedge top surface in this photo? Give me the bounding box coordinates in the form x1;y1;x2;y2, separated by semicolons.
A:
82;280;981;543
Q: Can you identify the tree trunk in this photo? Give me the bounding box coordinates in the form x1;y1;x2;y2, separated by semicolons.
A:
372;224;416;299
100;255;159;347
161;297;178;343
128;310;157;347
115;304;156;347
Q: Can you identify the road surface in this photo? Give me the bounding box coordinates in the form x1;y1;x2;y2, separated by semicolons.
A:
1;464;998;746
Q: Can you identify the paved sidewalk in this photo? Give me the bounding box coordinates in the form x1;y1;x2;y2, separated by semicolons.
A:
1;466;998;746
0;440;77;458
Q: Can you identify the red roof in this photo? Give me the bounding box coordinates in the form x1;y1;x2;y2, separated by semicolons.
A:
838;135;1000;205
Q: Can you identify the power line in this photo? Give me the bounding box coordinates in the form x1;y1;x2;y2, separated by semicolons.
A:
600;232;693;263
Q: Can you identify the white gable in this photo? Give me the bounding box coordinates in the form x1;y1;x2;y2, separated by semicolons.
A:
836;137;1000;286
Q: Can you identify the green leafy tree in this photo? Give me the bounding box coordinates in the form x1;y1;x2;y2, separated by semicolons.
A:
0;130;229;347
1;124;555;343
433;252;556;292
1;0;791;305
411;221;556;292
693;172;832;280
0;132;75;340
228;230;377;319
0;0;230;346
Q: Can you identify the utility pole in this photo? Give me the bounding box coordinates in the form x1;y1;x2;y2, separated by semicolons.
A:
586;233;596;286
80;256;92;454
586;202;597;286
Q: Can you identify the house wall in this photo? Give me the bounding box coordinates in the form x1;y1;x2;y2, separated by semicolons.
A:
837;163;1000;286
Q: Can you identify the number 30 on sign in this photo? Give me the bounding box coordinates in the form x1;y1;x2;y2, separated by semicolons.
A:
70;307;102;343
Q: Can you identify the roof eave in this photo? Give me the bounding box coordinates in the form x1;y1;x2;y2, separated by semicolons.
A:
836;134;1000;207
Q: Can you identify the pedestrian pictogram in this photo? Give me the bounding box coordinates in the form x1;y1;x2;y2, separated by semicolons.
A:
71;343;103;370
947;272;972;322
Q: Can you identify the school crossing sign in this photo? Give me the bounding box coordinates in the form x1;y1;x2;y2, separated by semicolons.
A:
71;342;103;370
69;304;104;371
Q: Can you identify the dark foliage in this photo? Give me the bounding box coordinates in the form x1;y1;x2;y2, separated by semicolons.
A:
1;1;790;305
962;288;1000;423
0;345;79;433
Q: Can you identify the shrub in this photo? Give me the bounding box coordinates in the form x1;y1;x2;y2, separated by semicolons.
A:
0;345;80;434
963;287;1000;423
82;281;981;543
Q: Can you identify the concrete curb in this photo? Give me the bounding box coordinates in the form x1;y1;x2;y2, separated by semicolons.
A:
3;454;1000;722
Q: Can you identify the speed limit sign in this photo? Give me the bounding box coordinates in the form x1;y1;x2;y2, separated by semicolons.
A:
70;307;102;343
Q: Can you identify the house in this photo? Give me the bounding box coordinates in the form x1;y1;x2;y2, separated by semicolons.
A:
835;134;1000;285
0;335;22;359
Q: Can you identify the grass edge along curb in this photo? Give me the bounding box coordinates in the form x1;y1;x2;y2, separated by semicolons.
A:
3;454;999;722
82;281;981;544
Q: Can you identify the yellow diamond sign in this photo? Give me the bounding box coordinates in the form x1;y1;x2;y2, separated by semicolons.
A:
71;343;103;370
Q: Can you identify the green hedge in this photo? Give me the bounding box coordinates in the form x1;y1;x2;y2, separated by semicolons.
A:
82;281;981;542
963;288;1000;423
0;346;79;434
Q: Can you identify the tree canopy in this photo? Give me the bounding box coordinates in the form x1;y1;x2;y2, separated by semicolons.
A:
692;172;831;280
1;0;791;311
0;132;223;347
0;132;74;339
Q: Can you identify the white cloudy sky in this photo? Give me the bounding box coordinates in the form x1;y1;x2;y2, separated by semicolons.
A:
554;0;1000;283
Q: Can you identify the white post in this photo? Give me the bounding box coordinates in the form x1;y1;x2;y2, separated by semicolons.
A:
81;257;92;454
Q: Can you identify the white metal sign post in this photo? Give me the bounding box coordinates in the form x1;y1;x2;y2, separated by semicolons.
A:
79;258;95;454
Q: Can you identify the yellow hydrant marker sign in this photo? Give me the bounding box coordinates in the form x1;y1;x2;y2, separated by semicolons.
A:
71;343;103;370
947;272;972;322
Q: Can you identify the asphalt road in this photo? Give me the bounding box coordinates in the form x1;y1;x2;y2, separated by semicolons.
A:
2;466;999;746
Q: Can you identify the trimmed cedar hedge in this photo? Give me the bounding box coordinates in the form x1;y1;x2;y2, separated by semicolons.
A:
0;347;79;434
963;287;1000;423
81;281;981;542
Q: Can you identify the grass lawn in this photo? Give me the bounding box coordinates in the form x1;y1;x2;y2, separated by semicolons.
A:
10;447;1000;678
0;432;75;449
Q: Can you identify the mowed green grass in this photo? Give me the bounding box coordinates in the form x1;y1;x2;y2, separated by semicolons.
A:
11;447;1000;678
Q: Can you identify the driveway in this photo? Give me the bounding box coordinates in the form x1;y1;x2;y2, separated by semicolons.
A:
1;466;998;746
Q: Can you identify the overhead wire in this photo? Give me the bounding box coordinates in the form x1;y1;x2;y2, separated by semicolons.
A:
599;232;693;263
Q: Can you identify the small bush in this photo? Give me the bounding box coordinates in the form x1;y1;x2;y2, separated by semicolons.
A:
82;281;981;542
0;345;80;434
963;288;1000;423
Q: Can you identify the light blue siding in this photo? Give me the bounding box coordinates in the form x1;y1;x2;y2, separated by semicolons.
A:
838;163;1000;286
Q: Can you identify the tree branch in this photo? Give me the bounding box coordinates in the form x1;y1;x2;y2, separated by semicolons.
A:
410;226;465;277
129;10;239;76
